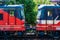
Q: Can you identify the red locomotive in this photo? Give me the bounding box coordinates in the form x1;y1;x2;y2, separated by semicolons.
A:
0;5;25;36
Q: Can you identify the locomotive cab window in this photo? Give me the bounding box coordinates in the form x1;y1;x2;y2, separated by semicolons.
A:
0;14;3;20
10;10;14;16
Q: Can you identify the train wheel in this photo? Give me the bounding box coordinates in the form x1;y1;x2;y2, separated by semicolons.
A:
4;31;13;37
15;32;23;36
37;31;45;38
14;31;25;37
53;31;59;38
47;31;53;38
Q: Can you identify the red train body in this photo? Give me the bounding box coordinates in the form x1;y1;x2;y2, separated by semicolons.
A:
0;5;25;31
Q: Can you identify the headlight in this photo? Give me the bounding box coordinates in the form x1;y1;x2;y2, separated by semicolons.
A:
36;20;40;24
37;20;40;23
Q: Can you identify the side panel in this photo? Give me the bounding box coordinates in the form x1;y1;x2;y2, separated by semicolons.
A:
3;11;9;25
16;18;24;25
0;9;8;25
9;16;15;25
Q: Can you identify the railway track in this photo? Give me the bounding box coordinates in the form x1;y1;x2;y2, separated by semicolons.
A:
0;36;60;40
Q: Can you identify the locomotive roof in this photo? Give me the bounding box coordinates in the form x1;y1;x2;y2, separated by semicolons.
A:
38;4;60;10
0;4;24;8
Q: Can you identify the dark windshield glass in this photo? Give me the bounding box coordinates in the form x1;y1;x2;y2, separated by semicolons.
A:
38;8;60;20
56;8;60;20
15;9;23;20
4;8;24;20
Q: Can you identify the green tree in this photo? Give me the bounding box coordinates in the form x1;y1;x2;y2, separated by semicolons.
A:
24;0;36;25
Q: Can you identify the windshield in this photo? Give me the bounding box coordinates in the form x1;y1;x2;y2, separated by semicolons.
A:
4;8;25;20
37;8;60;20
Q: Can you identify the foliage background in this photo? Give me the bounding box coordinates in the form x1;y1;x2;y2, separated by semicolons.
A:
6;0;51;25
